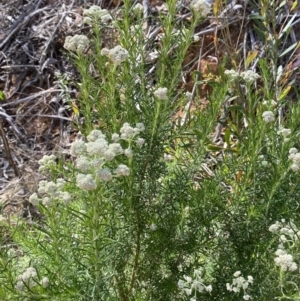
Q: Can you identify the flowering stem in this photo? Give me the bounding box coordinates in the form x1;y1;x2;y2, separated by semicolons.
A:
265;169;289;216
129;218;141;292
92;190;102;297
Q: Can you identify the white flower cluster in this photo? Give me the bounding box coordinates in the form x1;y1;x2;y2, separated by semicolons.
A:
262;111;275;123
63;35;89;53
101;45;129;65
226;271;253;300
277;127;291;143
153;87;168;100
240;70;261;83
15;267;49;291
277;128;291;137
178;268;212;300
274;250;297;271
38;154;56;175
70;123;145;190
269;219;299;271
225;69;260;83
257;155;269;167
262;99;277;108
83;5;112;25
190;0;211;18
29;178;71;207
288;147;300;172
193;35;200;42
224;69;240;80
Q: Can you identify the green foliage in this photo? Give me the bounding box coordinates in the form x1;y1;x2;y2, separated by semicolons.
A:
2;0;300;300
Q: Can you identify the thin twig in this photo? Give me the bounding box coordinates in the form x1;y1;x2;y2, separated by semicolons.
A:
0;119;20;177
1;89;62;106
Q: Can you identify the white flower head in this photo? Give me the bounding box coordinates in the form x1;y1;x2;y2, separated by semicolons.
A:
38;180;47;194
56;178;66;189
269;222;281;233
193;35;200;42
83;6;112;24
44;181;57;194
275;253;297;271
75;156;90;172
76;174;97;190
70;140;87;157
103;45;129;65
86;139;109;156
90;158;104;169
292;153;300;165
103;149;116;161
135;122;145;132
184;288;192;295
164;153;172;161
227;271;253;298
64;35;89;53
40;276;50;288
100;11;112;23
24;267;37;279
233;286;240;293
112;133;120;142
124;148;133;158
136;137;145;147
240;70;260;83
96;168;113;182
38;154;56;166
29;193;39;206
101;48;110;56
15;280;24;292
277;128;291;137
289;147;298;155
58;192;71;205
149;223;157;231
291;163;300;172
87;130;106;142
108;143;124;155
38;154;57;174
190;0;211;17
17;267;37;289
263;99;277;108
120;123;136;140
226;283;232;291
192;279;205;292
114;164;130;177
42;196;52;206
178;279;186;289
225;69;239;80
262;111;275;123
154;87;168;100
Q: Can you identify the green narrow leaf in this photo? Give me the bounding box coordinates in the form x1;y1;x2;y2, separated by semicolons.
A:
206;144;224;152
246;51;258;68
0;91;5;101
279;13;297;39
279;85;291;101
224;128;231;146
279;42;299;57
